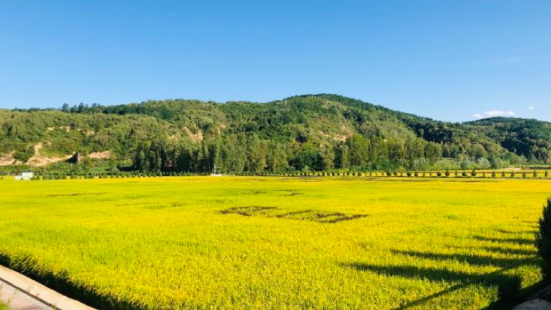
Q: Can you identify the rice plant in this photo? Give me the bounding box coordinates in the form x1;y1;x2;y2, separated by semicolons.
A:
0;177;547;310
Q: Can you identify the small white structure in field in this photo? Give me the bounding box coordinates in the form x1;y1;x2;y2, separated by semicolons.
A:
15;172;34;181
211;165;222;177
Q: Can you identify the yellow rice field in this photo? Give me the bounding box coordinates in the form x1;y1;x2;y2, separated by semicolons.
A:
0;176;549;309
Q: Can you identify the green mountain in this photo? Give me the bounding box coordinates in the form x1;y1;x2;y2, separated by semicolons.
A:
465;117;551;162
0;94;549;173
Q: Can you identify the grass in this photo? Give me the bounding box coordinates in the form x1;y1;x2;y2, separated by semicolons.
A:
0;176;549;309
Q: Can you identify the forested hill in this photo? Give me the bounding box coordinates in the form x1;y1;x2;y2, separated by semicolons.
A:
0;94;549;173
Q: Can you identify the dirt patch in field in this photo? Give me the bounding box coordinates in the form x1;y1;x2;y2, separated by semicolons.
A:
221;206;277;216
226;189;305;197
276;210;368;223
145;202;187;209
46;192;108;198
283;191;303;196
220;206;367;224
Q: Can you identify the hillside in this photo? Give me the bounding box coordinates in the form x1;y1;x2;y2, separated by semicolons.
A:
465;117;551;162
0;94;549;173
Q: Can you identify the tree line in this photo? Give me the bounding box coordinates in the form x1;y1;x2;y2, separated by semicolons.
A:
133;133;448;174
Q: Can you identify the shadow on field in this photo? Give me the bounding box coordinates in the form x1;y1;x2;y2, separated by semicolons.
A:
521;221;539;229
345;262;524;305
345;234;544;310
0;253;148;310
344;256;540;309
473;236;535;246
480;246;537;256
391;250;537;268
496;229;537;235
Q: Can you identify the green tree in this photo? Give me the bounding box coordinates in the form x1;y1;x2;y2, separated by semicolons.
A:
247;135;267;174
537;199;551;278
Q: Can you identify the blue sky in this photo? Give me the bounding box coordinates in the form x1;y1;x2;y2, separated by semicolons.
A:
0;0;549;122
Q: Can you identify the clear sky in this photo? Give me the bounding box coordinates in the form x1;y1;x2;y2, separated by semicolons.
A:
0;1;549;122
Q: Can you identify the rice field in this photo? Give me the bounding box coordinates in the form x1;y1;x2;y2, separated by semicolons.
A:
0;176;549;309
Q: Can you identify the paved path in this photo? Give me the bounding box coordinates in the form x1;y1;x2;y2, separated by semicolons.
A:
513;299;551;310
0;265;96;310
0;277;52;310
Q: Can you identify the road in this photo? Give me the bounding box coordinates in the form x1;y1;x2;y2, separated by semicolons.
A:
0;265;96;310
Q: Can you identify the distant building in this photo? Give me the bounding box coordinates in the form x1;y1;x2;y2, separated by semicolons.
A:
211;165;223;177
15;172;34;181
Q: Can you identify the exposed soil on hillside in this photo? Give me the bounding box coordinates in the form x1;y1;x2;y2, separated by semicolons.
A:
26;143;73;167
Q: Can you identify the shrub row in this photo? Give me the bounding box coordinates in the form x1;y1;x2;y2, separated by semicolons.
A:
24;169;550;180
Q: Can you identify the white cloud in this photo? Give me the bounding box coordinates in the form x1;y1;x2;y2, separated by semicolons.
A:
473;110;516;120
473;113;484;119
504;56;527;63
528;106;535;110
485;110;516;117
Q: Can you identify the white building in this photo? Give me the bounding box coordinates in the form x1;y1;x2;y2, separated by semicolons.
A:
15;172;34;181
